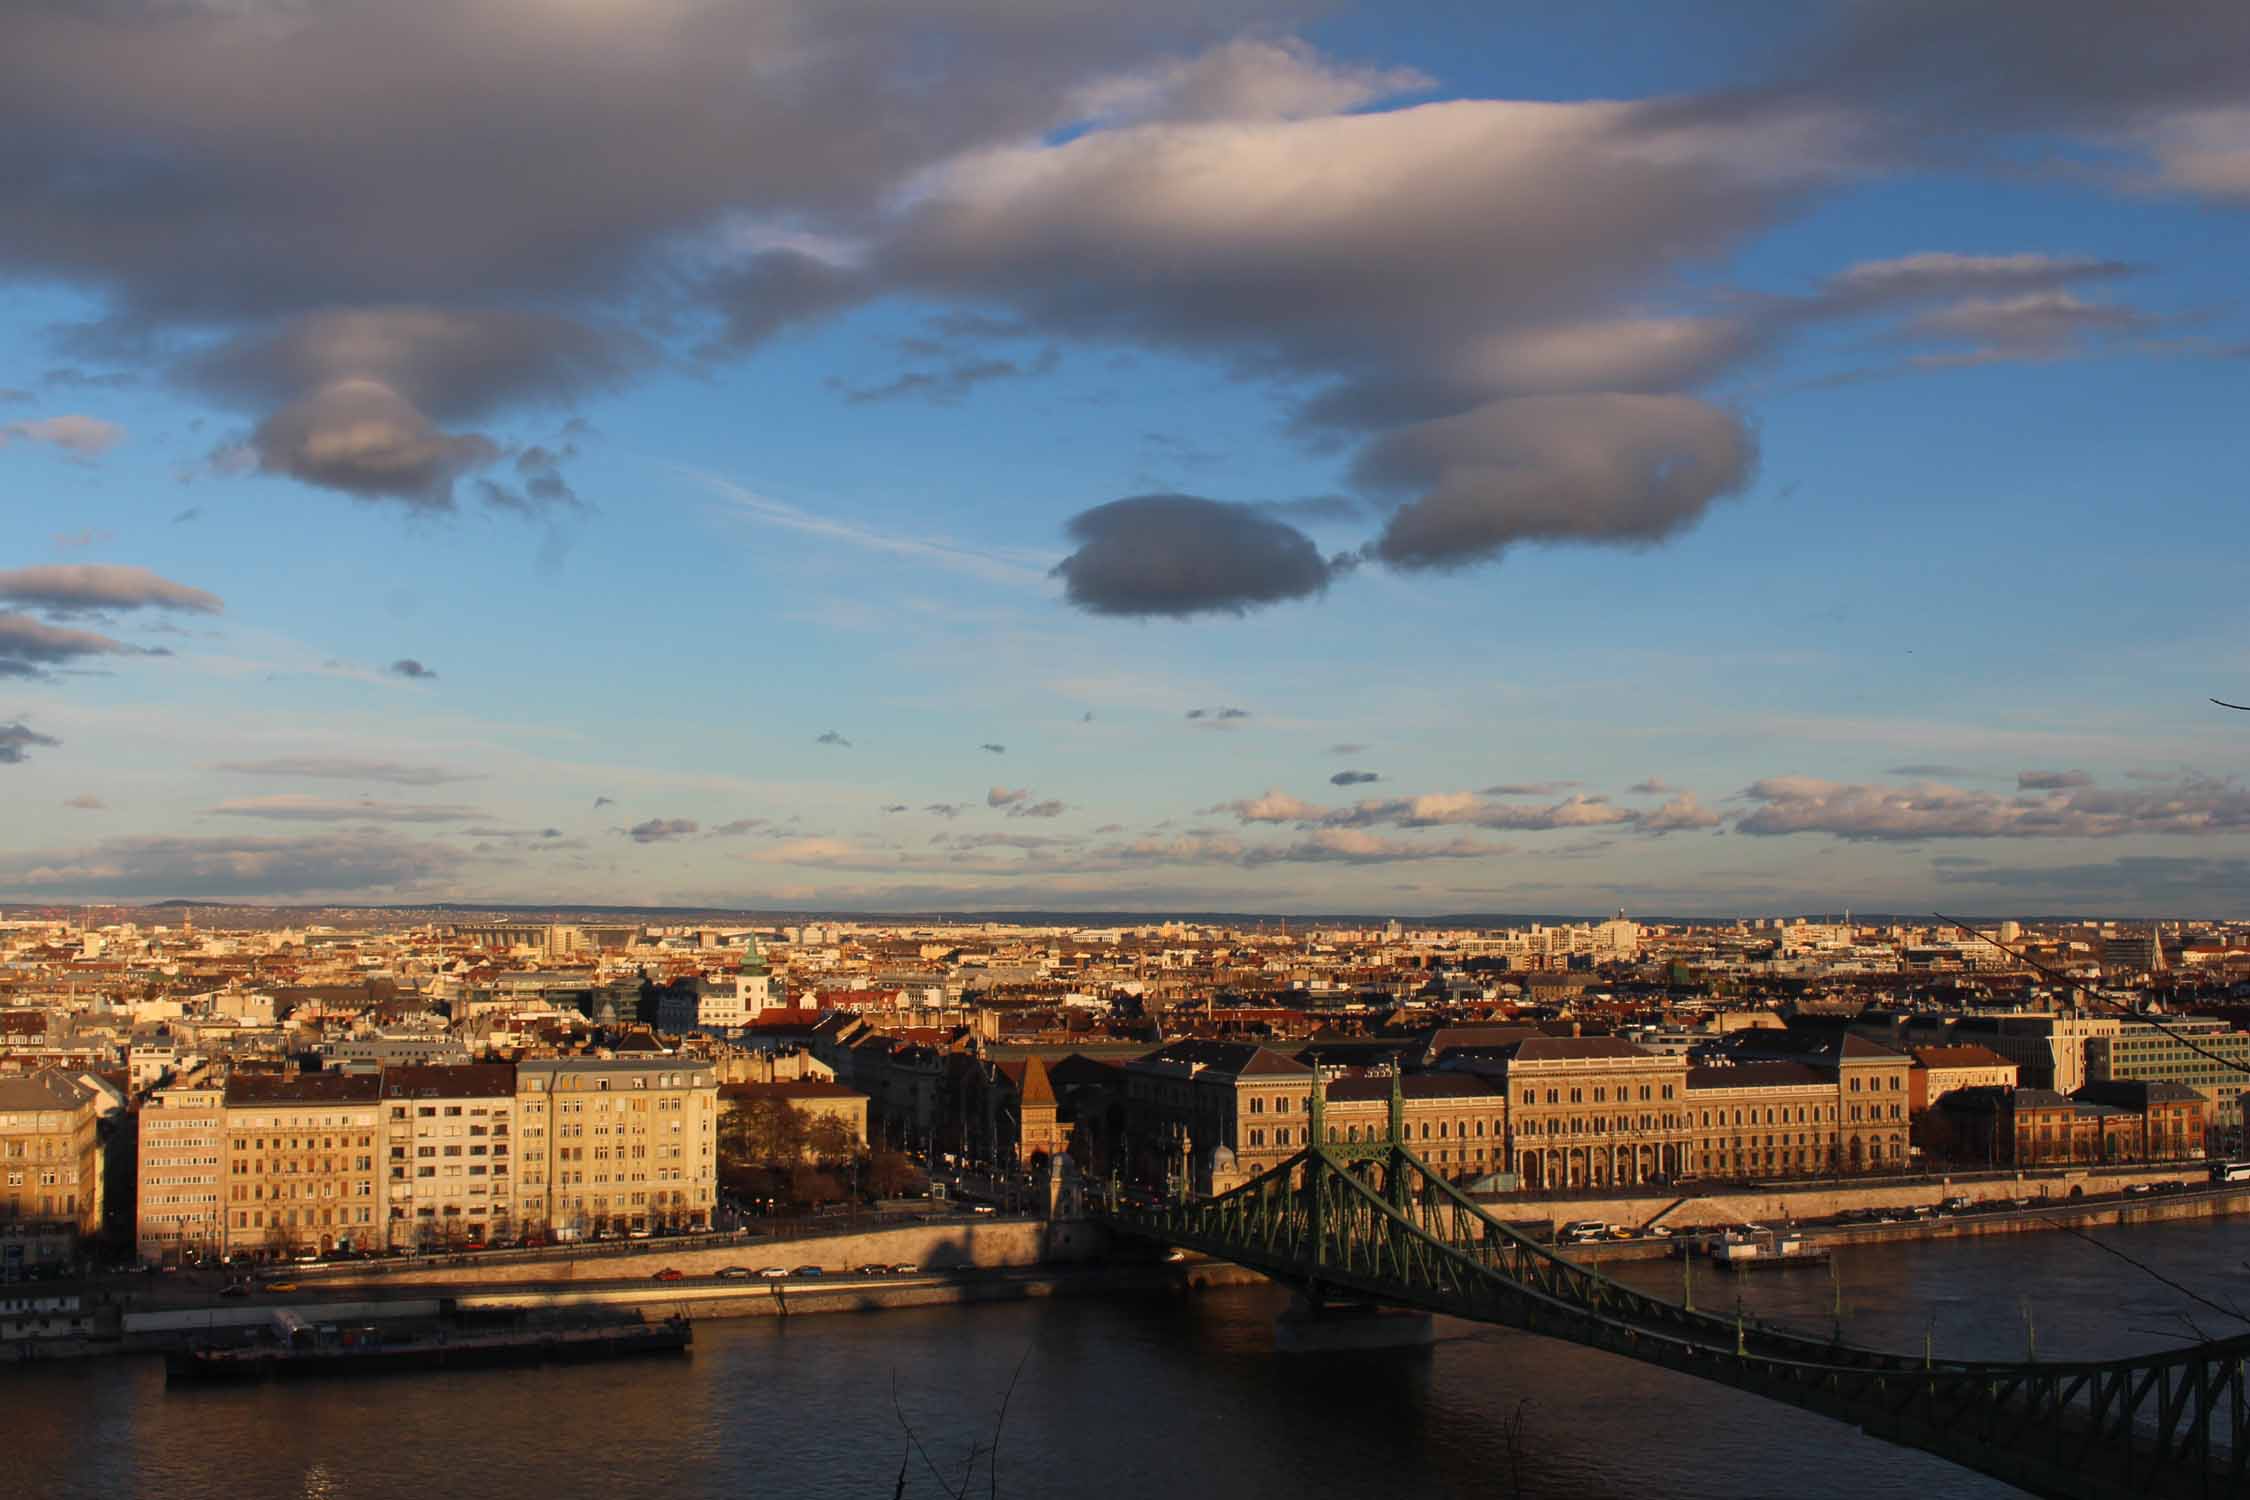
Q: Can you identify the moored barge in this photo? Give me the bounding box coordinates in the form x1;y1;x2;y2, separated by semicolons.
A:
166;1311;690;1382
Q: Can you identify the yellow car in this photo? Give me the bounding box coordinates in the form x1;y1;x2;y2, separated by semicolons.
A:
263;1280;300;1293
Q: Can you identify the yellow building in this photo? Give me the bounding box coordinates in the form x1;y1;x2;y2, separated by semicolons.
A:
137;1072;226;1264
1500;1037;1693;1190
0;1070;103;1257
515;1058;719;1237
1321;1072;1508;1182
381;1063;518;1250
221;1073;384;1257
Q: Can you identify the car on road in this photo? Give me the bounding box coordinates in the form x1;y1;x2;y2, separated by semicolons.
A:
856;1263;890;1276
651;1267;685;1282
970;1204;996;1215
264;1281;300;1293
716;1266;755;1279
2126;1182;2154;1195
791;1265;825;1278
219;1282;249;1297
757;1266;789;1279
891;1263;919;1274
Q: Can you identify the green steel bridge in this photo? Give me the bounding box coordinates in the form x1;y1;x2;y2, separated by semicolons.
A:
1096;1080;2249;1499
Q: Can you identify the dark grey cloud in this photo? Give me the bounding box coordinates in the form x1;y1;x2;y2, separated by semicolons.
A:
979;743;1007;755
479;444;582;514
0;563;222;617
987;786;1031;809
1327;742;1368;755
831;348;1059;405
1186;705;1252;722
1008;798;1068;819
213;755;480;786
593;795;616;809
1627;778;1671;795
1359;394;1759;570
710;818;769;837
924;802;964;818
2017;769;2094;791
388;658;437;681
0;831;458;902
176;296;623;512
626;818;699;844
171;507;202;525
1481;781;1577;797
1329;769;1380;786
0;722;61;765
879;803;912;814
1888;763;1976;778
0;611;156;678
1054;495;1339;618
815;730;852;748
1766;1;2250;202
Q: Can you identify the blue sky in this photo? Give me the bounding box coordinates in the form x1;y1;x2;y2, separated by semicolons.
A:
3;1;2248;916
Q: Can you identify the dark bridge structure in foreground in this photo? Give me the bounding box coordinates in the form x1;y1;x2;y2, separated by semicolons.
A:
1095;1079;2249;1500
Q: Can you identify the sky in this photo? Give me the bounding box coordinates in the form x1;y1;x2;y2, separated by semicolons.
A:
3;0;2250;918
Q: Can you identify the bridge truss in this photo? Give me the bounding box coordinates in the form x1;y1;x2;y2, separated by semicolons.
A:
1098;1078;2250;1499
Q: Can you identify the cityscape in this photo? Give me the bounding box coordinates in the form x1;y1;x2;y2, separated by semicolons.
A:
7;2;2250;1498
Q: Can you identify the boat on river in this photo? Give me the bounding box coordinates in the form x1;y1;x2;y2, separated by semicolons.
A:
1708;1230;1830;1272
166;1311;690;1383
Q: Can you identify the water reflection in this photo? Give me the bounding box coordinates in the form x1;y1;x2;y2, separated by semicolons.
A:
11;1219;2249;1500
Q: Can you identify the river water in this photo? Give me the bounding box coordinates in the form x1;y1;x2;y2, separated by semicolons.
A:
12;1218;2250;1500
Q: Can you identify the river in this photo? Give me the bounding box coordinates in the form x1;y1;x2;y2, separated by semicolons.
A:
11;1217;2250;1500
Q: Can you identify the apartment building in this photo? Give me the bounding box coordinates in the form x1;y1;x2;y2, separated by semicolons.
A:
136;1072;225;1264
221;1073;383;1256
0;1070;103;1262
381;1063;517;1249
514;1058;719;1238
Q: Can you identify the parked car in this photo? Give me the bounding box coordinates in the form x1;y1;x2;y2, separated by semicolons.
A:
856;1263;890;1276
715;1266;755;1279
757;1266;789;1279
791;1265;825;1278
651;1267;685;1282
891;1263;919;1274
1559;1219;1607;1243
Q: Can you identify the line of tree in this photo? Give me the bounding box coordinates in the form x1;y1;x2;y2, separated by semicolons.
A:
718;1098;920;1210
